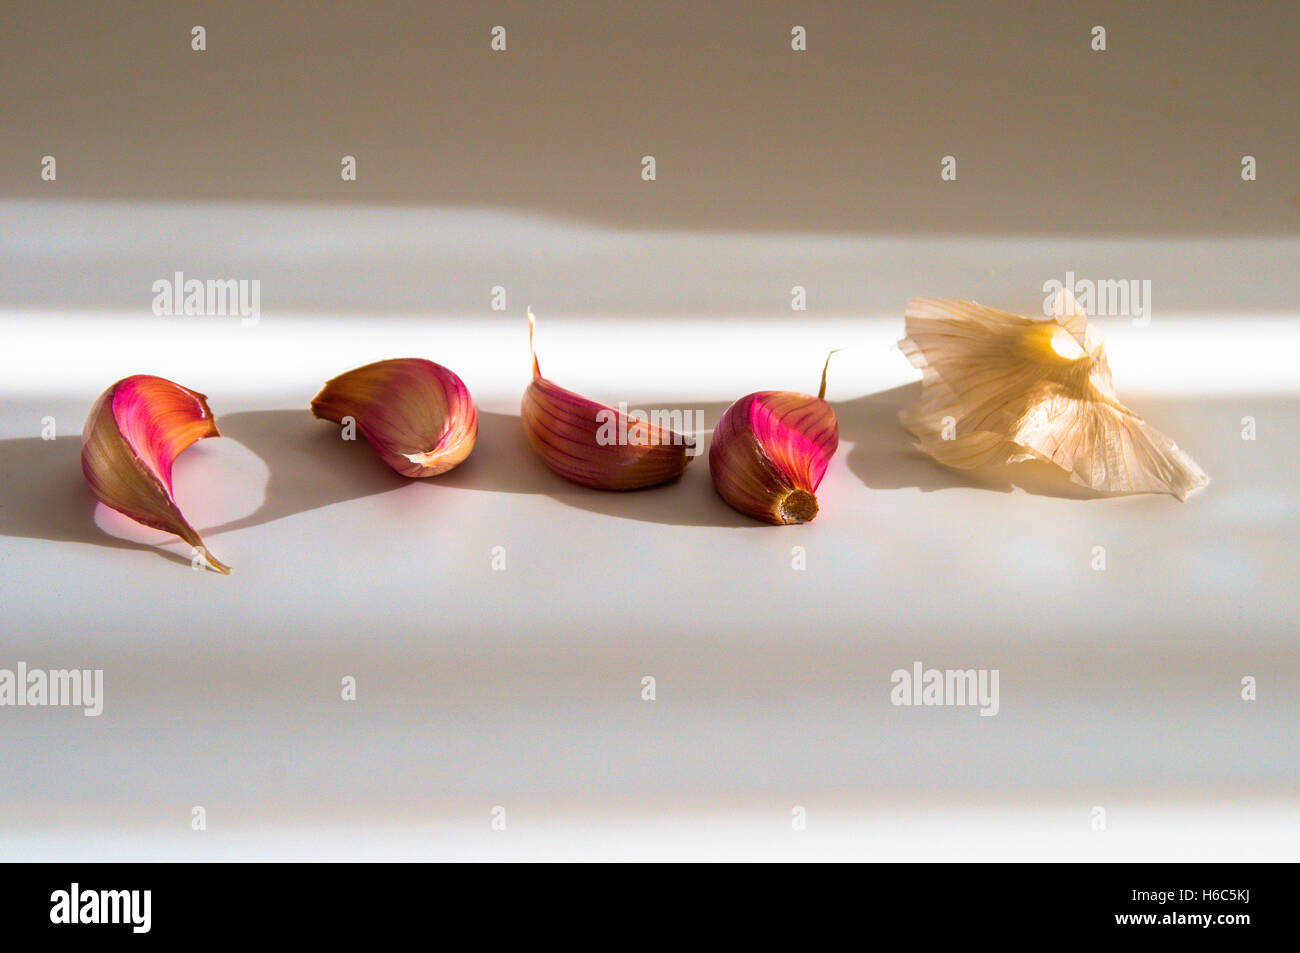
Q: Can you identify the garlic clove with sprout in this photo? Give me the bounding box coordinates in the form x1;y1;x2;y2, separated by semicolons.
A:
520;309;695;490
81;375;230;573
708;352;840;524
898;292;1208;500
311;358;478;478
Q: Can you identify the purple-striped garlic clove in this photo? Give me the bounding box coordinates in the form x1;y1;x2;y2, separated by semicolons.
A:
311;358;478;478
709;353;840;524
520;309;694;490
81;374;230;573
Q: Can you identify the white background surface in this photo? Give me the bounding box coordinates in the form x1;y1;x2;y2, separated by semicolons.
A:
1;0;1297;860
1;203;1297;860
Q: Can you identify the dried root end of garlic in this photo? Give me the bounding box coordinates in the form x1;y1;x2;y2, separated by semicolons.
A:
898;294;1208;501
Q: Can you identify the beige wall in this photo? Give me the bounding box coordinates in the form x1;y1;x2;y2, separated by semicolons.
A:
3;0;1297;236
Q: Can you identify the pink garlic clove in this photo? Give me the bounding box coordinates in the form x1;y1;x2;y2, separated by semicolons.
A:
311;358;478;478
709;354;840;524
521;309;694;490
81;375;230;572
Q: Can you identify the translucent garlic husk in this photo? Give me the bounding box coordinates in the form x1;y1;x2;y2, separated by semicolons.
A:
898;293;1208;500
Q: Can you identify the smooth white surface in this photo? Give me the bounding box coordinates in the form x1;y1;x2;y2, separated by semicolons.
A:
6;806;1296;863
1;205;1297;861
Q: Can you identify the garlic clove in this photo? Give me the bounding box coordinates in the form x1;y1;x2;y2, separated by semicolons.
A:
521;309;694;490
81;375;230;573
709;353;840;524
311;358;478;478
899;293;1208;500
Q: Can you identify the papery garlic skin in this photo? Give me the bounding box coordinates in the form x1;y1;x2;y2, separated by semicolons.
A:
709;379;839;525
899;294;1208;500
81;375;230;573
311;358;477;478
521;309;694;490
